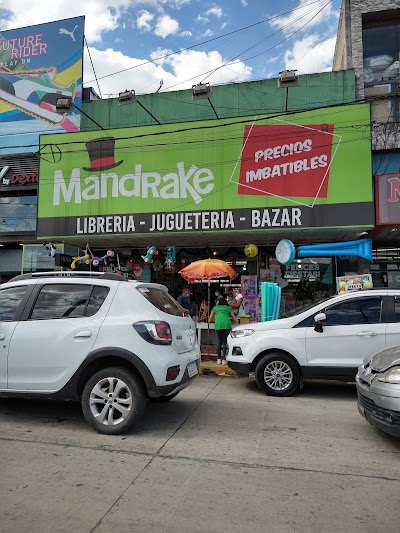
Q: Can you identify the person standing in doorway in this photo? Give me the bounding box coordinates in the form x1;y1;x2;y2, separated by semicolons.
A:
177;286;191;313
208;298;236;365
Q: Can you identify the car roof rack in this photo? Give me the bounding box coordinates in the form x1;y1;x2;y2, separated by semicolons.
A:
9;271;129;282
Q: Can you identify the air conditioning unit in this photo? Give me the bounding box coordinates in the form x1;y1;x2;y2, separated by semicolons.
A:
278;70;299;88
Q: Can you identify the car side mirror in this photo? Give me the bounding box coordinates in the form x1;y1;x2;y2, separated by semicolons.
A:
314;312;326;333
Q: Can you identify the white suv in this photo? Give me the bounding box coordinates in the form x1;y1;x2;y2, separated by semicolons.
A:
227;290;400;396
0;272;200;434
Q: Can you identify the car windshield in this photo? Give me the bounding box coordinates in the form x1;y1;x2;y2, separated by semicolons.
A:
284;297;334;318
137;286;184;316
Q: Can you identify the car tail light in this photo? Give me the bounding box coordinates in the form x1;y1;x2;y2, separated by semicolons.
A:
133;321;172;345
166;365;180;381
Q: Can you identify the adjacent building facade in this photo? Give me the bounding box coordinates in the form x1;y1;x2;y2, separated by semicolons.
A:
333;0;400;287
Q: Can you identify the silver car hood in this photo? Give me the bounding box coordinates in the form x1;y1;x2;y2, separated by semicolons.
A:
370;346;400;372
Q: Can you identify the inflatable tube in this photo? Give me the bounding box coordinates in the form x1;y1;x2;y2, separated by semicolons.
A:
297;239;372;262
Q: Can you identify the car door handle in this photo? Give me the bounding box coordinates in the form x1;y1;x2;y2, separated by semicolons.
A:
0;334;5;341
74;331;92;338
357;331;377;337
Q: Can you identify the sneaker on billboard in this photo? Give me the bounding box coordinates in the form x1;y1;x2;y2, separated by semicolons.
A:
0;67;76;123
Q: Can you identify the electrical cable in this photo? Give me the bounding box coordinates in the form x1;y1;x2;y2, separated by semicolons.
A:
84;0;333;85
160;1;333;92
200;1;333;84
291;0;341;71
85;36;103;99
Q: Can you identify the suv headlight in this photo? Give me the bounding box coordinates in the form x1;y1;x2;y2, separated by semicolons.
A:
377;366;400;384
230;329;254;338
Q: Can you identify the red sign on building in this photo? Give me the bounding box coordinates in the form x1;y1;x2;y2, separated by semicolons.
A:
238;123;335;200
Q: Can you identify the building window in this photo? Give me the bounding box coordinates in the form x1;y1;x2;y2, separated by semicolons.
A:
362;13;400;86
0;195;37;233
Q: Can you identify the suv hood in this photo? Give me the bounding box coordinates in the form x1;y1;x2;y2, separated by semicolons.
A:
370;346;400;372
232;316;296;332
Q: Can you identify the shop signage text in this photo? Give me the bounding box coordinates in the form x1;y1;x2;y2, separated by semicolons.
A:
1;171;38;186
285;263;321;280
53;164;214;206
388;177;400;203
239;124;335;198
74;207;302;234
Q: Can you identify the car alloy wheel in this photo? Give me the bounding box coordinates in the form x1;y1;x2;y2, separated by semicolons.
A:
89;377;133;425
263;360;293;391
82;367;145;435
255;353;300;397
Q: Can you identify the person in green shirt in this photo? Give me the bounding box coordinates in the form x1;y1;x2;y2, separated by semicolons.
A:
208;298;237;365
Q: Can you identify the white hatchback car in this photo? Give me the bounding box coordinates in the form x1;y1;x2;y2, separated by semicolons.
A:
227;290;400;396
0;272;200;434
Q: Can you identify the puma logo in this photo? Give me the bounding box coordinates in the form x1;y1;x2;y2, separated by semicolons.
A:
59;25;79;42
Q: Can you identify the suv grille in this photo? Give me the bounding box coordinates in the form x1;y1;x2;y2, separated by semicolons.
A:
358;393;400;426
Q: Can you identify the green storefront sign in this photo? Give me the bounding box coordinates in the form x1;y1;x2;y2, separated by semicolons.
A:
37;103;374;238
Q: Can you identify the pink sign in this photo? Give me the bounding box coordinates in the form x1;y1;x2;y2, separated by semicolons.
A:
376;173;400;225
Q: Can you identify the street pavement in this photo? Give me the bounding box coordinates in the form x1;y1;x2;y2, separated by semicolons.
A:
0;376;399;533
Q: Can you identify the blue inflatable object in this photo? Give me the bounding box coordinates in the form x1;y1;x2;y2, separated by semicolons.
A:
275;239;296;265
297;239;372;262
261;282;281;321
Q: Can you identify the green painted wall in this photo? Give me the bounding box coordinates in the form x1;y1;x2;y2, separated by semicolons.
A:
81;70;356;132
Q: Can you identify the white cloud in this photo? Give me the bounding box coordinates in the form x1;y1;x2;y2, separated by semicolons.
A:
220;21;228;30
85;47;252;96
240;0;248;6
205;6;223;18
284;34;337;74
158;0;191;7
180;30;192;37
137;10;154;31
159;49;252;89
203;29;214;37
0;0;134;42
84;47;173;96
197;14;209;23
270;0;334;33
154;14;179;37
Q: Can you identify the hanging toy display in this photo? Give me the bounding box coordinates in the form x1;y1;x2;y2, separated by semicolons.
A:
88;247;115;267
70;245;115;270
141;246;158;263
165;246;176;270
71;246;92;269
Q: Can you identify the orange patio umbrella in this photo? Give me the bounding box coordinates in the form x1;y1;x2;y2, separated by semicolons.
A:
179;258;237;283
179;258;238;357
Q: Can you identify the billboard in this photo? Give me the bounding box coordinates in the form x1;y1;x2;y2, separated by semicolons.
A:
0;16;84;155
37;103;374;239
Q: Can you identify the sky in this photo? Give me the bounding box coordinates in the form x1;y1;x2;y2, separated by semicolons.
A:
0;0;341;98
